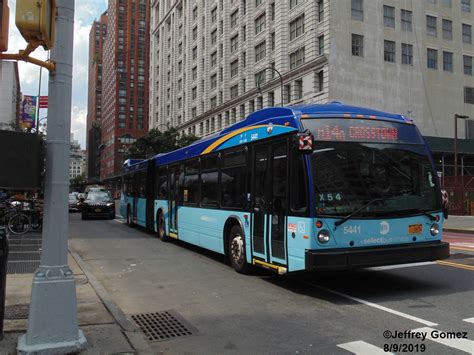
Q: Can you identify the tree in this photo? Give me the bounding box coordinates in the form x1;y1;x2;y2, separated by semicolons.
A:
70;173;86;187
126;127;199;159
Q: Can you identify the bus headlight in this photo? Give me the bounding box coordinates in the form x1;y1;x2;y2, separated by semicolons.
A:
430;223;440;236
317;230;330;244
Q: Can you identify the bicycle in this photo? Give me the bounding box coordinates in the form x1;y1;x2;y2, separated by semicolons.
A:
0;199;31;235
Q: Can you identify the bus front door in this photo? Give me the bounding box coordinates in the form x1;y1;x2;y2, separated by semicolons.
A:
168;166;179;237
252;143;288;267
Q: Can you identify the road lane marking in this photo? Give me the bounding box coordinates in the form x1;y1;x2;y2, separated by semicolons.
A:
306;283;438;327
337;340;391;354
436;260;474;271
463;317;474;324
367;262;435;271
451;246;474;252
412;327;474;354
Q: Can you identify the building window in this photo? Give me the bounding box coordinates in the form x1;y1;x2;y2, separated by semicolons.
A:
442;19;453;40
290;0;302;10
230;35;239;52
230;85;239;98
210;96;217;108
427;48;438;69
352;34;364;57
268;91;275;106
255;13;266;34
242;51;247;67
211;7;217;23
401;43;413;65
211;29;218;45
193;7;198;21
289;47;305;69
384;40;395;62
255;70;266;87
249;100;255;112
230;60;239;77
192;46;198;60
318;0;324;21
426;15;437;37
211;51;217;67
318;35;324;55
294;79;303;100
465;87;474;104
210;74;217;89
284;84;291;104
231;10;239;28
256;0;263;7
464;55;473;75
192;87;197;100
351;0;363;21
443;51;453;72
270;3;275;20
271;32;275;50
317;70;324;92
193;26;198;41
289;15;305;41
442;0;451;7
462;0;471;12
255;41;266;62
401;9;413;32
242;25;247;41
463;24;472;44
383;6;395;28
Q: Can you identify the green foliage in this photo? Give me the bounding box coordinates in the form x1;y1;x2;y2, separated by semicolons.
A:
126;127;199;159
70;173;86;187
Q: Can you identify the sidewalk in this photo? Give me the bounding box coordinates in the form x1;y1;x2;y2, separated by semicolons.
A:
443;215;474;234
0;233;152;354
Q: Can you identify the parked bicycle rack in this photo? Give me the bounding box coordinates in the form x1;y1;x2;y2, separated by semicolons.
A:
0;227;8;339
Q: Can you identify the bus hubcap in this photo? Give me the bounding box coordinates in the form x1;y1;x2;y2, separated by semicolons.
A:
231;235;244;265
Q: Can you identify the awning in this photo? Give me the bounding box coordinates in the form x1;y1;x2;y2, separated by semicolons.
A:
424;136;474;154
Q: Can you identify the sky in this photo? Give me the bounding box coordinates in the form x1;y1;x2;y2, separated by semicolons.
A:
7;0;108;149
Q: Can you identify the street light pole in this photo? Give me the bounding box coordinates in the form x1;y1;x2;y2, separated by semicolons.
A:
256;67;284;106
17;1;87;353
454;114;470;178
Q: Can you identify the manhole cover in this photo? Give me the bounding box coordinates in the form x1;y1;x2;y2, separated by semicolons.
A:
131;310;197;342
5;304;29;319
8;252;41;261
7;261;40;274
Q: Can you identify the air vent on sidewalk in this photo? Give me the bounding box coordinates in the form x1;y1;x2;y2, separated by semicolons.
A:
4;304;29;319
8;252;41;261
131;310;197;342
7;261;40;274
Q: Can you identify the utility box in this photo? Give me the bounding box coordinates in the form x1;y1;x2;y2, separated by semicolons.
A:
0;131;44;189
15;0;56;50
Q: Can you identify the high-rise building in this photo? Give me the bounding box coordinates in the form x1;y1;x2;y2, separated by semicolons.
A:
150;0;474;141
100;0;151;180
86;11;107;181
0;60;21;131
69;134;85;180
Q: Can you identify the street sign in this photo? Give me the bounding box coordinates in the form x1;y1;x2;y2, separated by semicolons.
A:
39;95;48;108
15;0;56;50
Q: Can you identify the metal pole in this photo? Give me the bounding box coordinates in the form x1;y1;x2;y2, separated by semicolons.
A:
35;67;42;134
17;1;87;353
454;114;458;178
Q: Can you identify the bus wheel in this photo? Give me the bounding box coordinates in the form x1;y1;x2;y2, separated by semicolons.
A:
228;225;250;274
157;212;170;242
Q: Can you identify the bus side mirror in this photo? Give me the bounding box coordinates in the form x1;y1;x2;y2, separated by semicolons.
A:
441;189;449;220
295;133;314;154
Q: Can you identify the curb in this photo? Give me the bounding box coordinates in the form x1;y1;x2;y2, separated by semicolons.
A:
443;228;474;236
70;250;154;354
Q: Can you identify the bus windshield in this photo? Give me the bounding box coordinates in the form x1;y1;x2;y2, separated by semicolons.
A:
303;119;440;217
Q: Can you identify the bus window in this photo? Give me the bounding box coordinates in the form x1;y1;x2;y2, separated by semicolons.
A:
290;152;308;214
201;155;218;207
221;150;247;209
156;167;168;200
139;172;147;198
183;159;199;205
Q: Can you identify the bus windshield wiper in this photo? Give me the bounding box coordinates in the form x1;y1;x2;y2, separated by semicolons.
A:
391;208;437;221
334;198;384;230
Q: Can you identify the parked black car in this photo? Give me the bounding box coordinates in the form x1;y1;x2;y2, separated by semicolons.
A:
81;190;115;220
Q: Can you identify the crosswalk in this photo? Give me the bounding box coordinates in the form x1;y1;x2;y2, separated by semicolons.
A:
337;322;474;354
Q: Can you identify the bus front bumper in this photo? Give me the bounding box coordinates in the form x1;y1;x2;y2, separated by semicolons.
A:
305;241;450;271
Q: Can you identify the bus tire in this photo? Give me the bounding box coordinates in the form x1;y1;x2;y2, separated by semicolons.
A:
126;206;134;227
228;225;250;274
157;211;170;242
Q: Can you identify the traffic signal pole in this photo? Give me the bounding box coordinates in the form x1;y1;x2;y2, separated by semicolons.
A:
17;1;87;353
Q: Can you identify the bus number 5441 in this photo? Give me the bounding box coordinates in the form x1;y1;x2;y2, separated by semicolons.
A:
343;226;361;234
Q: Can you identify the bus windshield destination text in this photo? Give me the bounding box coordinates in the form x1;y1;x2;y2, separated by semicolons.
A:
314;125;399;142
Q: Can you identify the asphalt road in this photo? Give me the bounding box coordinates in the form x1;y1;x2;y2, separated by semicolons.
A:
69;214;474;354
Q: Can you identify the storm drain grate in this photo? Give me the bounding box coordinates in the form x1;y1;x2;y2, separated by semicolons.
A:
8;252;41;261
131;310;197;342
4;304;29;319
7;261;40;274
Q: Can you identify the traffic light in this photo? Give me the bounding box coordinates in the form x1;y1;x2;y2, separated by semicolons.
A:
15;0;56;50
0;0;9;52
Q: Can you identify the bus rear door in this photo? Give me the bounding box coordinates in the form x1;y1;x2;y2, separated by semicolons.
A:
168;165;180;238
252;141;288;267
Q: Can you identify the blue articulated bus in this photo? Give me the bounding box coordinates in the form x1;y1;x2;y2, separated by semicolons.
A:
120;102;449;274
